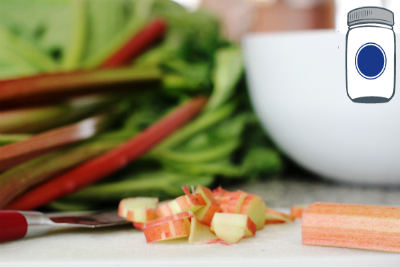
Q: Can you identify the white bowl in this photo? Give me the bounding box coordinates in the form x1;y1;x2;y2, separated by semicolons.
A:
243;30;400;185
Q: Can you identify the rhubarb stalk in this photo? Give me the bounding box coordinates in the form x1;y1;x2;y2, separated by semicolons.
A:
101;19;166;68
6;97;207;210
0;139;122;208
0;66;160;105
0;95;112;133
0;114;108;171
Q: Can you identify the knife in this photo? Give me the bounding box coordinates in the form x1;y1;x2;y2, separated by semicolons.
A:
0;210;129;243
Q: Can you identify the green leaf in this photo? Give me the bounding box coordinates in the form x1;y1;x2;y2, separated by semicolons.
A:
82;0;155;68
206;46;244;110
80;0;127;64
242;147;282;176
0;0;75;67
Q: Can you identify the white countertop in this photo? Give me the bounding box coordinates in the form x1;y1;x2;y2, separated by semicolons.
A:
1;178;399;266
0;220;399;266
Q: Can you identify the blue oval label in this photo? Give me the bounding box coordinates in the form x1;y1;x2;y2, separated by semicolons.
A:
355;42;387;80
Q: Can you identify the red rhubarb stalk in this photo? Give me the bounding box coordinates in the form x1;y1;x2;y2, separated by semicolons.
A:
6;97;207;210
0;115;107;171
0;66;160;106
101;19;166;68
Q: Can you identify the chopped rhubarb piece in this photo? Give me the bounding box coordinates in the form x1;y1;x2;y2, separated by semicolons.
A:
155;201;174;218
0;67;160;106
118;197;158;223
195;185;221;225
146;211;193;226
212;187;248;212
211;213;256;243
5;97;207;209
166;185;206;214
143;212;192;243
302;202;400;253
101;19;166;68
265;208;295;225
212;186;230;202
127;209;156;224
218;191;247;213
168;193;206;214
291;205;308;219
0;115;107;172
240;195;267;230
188;217;216;245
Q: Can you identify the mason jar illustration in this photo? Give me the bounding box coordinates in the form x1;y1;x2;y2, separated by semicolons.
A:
346;7;396;103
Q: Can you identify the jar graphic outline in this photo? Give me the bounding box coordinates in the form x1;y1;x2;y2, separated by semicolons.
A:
346;6;396;103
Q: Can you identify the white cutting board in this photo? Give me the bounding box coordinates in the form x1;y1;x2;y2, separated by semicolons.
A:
0;220;398;266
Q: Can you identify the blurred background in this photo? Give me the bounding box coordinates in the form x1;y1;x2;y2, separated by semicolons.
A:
0;0;399;212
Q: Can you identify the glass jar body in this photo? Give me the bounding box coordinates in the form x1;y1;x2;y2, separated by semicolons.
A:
346;24;395;103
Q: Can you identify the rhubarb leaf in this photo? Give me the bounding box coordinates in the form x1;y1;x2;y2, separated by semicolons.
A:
0;0;73;67
82;0;154;68
80;0;127;64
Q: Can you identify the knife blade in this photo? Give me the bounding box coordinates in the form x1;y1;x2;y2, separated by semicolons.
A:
0;210;129;243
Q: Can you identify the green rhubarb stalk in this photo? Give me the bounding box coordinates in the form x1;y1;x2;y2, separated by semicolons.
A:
63;171;213;202
0;95;113;133
153;102;236;151
0;134;31;145
166;148;282;178
62;0;87;70
154;138;240;163
0;137;124;208
0;24;58;71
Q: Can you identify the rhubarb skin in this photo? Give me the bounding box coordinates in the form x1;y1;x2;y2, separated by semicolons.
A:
218;191;247;213
167;187;206;214
195;185;221;225
302;202;400;253
240;195;267;230
143;212;193;243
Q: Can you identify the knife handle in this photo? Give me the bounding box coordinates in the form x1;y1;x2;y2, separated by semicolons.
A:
0;210;55;243
0;211;28;242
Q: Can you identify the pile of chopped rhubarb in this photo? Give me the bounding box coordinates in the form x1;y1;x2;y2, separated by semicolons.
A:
118;185;296;244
